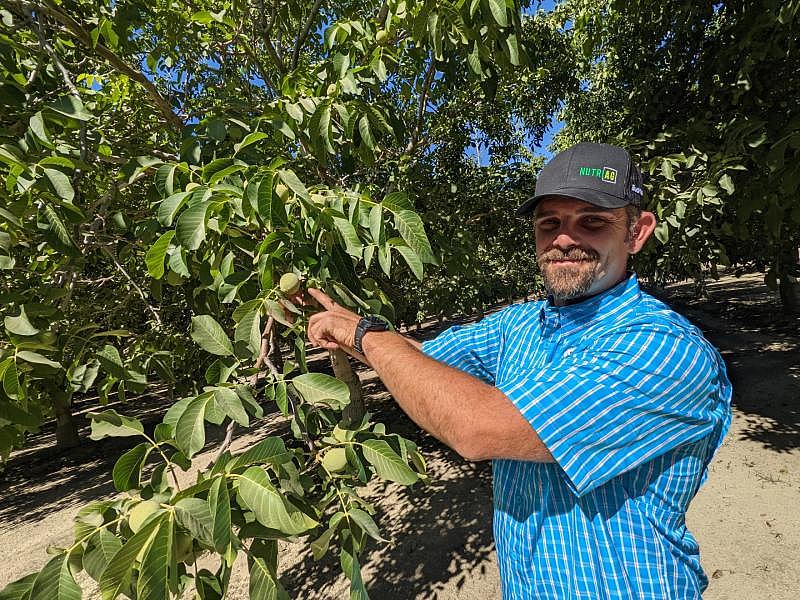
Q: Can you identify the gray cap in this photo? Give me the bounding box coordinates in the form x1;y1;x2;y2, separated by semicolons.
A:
516;142;645;217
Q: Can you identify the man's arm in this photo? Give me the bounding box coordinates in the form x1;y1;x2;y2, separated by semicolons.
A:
305;290;553;462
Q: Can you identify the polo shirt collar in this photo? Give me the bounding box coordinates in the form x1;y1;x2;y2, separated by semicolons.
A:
542;273;642;327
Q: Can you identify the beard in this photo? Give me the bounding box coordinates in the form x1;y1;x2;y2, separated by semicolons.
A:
537;247;602;301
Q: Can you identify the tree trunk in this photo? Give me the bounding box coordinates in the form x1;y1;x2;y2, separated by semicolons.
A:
53;391;79;448
329;348;364;425
779;275;800;314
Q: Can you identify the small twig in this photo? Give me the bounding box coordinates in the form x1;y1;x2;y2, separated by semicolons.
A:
99;246;162;327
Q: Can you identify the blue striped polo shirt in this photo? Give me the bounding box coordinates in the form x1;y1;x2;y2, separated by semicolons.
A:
421;274;732;599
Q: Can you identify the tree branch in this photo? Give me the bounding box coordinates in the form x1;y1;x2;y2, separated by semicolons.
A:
20;0;183;129
291;0;324;71
405;58;437;155
259;0;287;73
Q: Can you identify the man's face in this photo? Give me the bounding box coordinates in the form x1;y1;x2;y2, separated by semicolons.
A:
534;196;633;303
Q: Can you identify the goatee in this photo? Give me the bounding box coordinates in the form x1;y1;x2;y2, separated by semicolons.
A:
537;247;602;301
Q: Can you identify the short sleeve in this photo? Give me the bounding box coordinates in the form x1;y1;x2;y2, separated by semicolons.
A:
497;323;732;496
420;309;507;385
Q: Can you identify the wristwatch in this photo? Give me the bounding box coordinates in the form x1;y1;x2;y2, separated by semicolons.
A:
353;315;392;353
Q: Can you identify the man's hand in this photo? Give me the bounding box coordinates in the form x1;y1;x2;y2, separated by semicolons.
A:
306;289;369;363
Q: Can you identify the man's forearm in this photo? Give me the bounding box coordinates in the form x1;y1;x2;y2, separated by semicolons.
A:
359;331;551;461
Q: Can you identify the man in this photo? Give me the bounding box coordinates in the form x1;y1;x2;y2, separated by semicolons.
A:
307;142;732;599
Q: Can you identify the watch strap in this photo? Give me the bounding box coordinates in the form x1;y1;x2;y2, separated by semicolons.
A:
353;316;391;353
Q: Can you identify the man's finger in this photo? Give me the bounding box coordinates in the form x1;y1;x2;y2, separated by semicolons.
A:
307;288;337;311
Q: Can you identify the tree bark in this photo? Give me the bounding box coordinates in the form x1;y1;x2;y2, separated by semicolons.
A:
53;391;79;448
779;275;800;314
329;348;364;425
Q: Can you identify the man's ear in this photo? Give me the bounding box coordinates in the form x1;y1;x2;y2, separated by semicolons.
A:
628;211;657;254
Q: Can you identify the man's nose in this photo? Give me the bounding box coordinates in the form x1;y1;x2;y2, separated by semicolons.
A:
550;227;580;250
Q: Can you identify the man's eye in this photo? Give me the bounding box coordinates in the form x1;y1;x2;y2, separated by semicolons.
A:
537;219;559;230
582;216;607;227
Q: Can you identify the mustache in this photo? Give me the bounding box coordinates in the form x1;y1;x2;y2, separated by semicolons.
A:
539;247;600;262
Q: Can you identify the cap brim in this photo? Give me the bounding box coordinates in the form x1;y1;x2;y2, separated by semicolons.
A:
515;187;631;217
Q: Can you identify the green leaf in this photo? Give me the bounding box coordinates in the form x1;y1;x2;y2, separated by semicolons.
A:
1;358;21;401
467;42;482;76
176;201;210;251
88;409;144;440
277;169;310;200
174;497;213;543
41;204;78;253
136;514;172;600
207;119;227;141
30;112;51;146
237;466;318;534
235;308;261;360
48;95;93;121
378;242;391;276
96;344;124;378
368;204;382;242
208;476;232;554
191;315;233;356
333;217;362;258
145;230;176;279
82;530;122;582
719;174;735;195
112;442;150;491
660;159;675;181
236;385;263;419
29;553;81;600
361;439;418;485
155;163;176;197
258;173;287;227
17;350;61;370
0;572;37;600
43;168;74;202
175;395;210;458
205;357;238;385
231;436;290;469
248;556;289;600
488;0;508;27
358;116;374;151
311;524;336;560
505;33;520;65
291;373;351;409
381;191;414;212
393;245;423;280
214;387;250;427
236;131;269;154
348;553;369;600
393;210;434;262
157;191;191;227
310;101;335;156
4;306;39;336
347;508;384;542
654;221;669;244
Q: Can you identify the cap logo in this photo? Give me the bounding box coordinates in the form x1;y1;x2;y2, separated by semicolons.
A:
578;166;617;184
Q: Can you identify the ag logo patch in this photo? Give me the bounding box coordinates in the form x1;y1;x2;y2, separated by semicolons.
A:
578;166;618;184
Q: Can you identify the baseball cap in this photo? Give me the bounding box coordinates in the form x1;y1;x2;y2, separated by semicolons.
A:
516;142;645;217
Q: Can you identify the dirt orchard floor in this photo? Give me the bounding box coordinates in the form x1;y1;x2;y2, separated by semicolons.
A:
0;272;798;599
